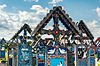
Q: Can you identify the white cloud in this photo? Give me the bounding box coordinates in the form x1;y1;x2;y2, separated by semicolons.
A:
96;7;100;17
0;4;6;10
91;7;100;40
30;5;42;10
48;0;63;6
86;20;98;28
85;20;100;40
24;0;38;2
0;4;49;40
30;5;49;15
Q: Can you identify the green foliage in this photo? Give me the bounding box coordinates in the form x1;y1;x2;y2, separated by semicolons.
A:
5;49;8;52
27;41;32;46
36;35;41;39
5;44;9;49
1;59;7;63
4;43;11;52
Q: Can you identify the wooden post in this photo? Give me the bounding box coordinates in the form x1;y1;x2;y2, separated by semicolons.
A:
76;44;88;66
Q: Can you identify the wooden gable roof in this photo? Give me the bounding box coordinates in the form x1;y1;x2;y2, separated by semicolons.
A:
31;6;81;37
0;38;6;45
78;20;94;40
11;23;32;40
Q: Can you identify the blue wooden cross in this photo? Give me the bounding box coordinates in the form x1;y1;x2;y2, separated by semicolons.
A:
88;46;95;66
39;13;71;47
17;29;32;66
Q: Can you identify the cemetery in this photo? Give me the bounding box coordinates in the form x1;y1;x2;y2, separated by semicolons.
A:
0;6;99;66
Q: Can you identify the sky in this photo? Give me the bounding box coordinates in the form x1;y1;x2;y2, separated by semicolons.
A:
0;0;100;40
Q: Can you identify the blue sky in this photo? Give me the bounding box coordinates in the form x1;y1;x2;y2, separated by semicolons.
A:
1;0;100;21
0;0;100;40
